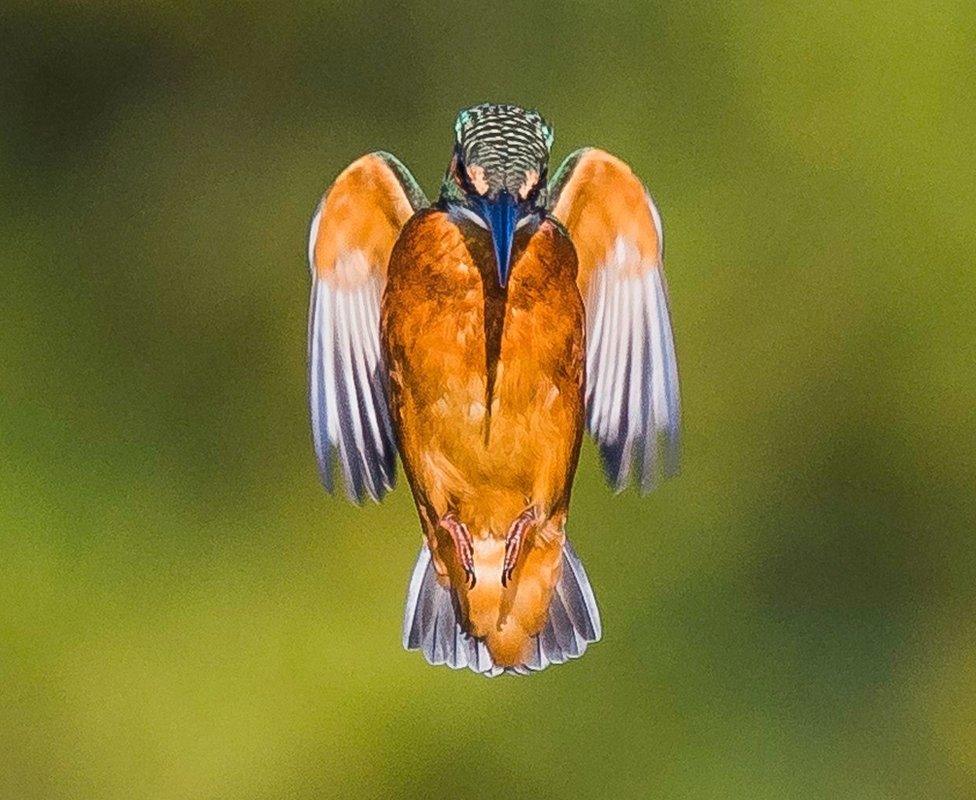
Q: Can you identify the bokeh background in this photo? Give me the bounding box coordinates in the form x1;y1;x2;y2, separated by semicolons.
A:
2;2;974;798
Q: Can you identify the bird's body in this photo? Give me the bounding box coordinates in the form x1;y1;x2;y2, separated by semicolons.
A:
383;209;584;665
306;104;680;675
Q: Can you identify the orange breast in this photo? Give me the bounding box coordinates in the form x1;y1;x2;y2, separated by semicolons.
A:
383;211;583;528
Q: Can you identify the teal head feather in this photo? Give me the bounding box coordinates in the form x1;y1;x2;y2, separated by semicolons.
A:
442;103;554;204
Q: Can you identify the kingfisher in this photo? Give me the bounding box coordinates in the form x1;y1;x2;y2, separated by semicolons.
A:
306;103;680;675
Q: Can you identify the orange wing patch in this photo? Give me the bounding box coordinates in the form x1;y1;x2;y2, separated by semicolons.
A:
312;154;416;288
551;149;662;298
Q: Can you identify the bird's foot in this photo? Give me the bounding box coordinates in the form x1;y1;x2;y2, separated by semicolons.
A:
439;512;476;588
502;508;536;587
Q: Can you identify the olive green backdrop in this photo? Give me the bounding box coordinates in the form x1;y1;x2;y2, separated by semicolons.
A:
2;2;974;798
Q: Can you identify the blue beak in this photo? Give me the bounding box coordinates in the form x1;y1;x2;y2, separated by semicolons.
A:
477;192;520;288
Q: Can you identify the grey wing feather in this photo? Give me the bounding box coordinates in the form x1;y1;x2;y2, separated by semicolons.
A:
583;232;681;491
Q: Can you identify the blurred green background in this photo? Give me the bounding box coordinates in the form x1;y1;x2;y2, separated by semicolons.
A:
2;2;974;798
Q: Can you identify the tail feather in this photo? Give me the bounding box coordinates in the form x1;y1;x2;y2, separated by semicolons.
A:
402;543;499;674
557;540;602;642
402;539;602;676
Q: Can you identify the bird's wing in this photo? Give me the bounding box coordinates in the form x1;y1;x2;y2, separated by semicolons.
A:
548;148;680;492
307;152;428;503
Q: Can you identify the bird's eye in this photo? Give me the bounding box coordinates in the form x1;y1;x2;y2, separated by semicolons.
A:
451;153;465;184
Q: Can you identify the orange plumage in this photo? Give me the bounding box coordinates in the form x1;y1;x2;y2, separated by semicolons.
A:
306;105;680;675
382;209;584;665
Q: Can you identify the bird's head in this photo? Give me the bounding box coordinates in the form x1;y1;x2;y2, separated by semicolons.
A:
441;103;554;287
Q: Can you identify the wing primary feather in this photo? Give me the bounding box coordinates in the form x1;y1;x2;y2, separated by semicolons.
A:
624;273;645;486
343;291;374;500
355;283;392;488
603;270;625;441
308;281;331;490
585;269;607;411
640;271;663;492
640;280;659;493
611;262;634;442
318;282;344;492
609;281;635;489
350;285;383;452
605;265;634;488
346;280;386;500
331;292;368;503
600;265;619;440
646;190;665;262
654;269;681;475
595;268;615;435
348;288;381;499
320;285;342;452
645;270;668;434
607;278;630;436
362;283;397;488
593;266;616;434
344;284;385;502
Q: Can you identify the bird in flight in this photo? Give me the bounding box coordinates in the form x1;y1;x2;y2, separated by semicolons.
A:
306;103;680;675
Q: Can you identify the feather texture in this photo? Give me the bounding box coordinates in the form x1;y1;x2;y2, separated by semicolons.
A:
307;152;427;502
402;540;600;676
549;148;681;492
